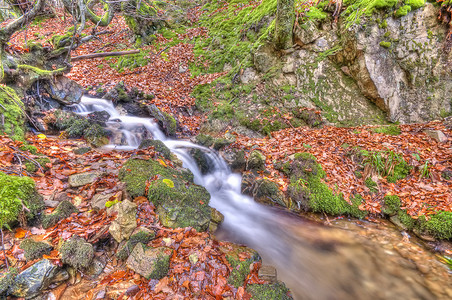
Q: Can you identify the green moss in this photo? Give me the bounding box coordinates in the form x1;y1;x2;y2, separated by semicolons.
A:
364;177;378;193
247;151;266;171
421;212;452;239
84;124;109;147
0;86;25;141
148;246;171;280
382;195;401;216
0;172;44;228
306;7;327;20
60;235;94;269
246;282;292;300
395;5;411;17
379;41;391;48
406;0;425;9
66;118;90;138
41;200;78;229
0;268;18;294
398;209;416;230
25;157;51;173
19;239;52;261
372;124;401;135
17;64;65;76
19;145;38;155
343;0;398;28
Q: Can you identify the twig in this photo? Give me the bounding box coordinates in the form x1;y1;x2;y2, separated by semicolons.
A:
71;50;140;62
1;229;8;270
9;145;44;174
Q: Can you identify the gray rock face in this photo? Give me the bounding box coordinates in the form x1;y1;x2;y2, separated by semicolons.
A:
126;244;173;280
68;171;102;187
9;259;67;299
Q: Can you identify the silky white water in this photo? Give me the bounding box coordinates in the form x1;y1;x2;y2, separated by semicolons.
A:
71;96;440;300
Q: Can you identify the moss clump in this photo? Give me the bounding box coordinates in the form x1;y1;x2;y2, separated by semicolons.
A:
379;41;391;48
84;124;109;147
387;158;411;183
0;86;25;141
148;246;171;280
395;5;411;17
19;145;38;155
383;195;401;216
60;235;94;269
371;124;401;135
41;200;78;229
343;0;398;28
0;268;18;294
0;172;45;228
116;227;155;260
19;239;53;261
306;7;327;20
247;150;266;171
25;156;51;173
406;0;425;9
364;177;378;193
286;153;366;218
66;118;90;138
246;282;292;300
194;134;214;147
421;212;452;239
138;139;171;159
224;245;261;288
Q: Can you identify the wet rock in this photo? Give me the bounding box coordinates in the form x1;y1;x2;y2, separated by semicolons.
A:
212;132;236;150
190;148;211;174
109;200;138;243
91;192;115;211
220;244;261;288
103;81;133;102
258;265;277;283
423;129;447;143
60;235;94;270
146;104;177;137
138;139;172;159
73;147;91;155
252;178;287;208
68;171;102;187
20;239;53;261
246;150;266;172
45;76;83;105
116;227;156;260
222;149;246;172
246;281;293;300
209;208;224;233
84;124;110;148
87;110;110;126
9;259;65;298
41;200;78;229
192;133;214;147
126;244;173;280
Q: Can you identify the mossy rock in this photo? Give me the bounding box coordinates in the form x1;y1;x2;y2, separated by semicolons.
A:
84;124;109;147
0;86;25;141
285;153;366;218
246;282;293;300
252;178;287;208
138;139;172;159
0;268;19;294
0;172;45;228
147;104;177;137
41;200;78;229
25;156;51;173
60;235;94;269
116;227;156;260
126;244;172;280
66;118;91;138
222;244;261;288
194;133;214;147
190;148;211;174
382;195;401;216
19;239;53;261
421;211;452;239
246;150;266;172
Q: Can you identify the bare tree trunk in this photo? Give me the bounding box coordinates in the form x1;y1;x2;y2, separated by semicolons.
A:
274;0;295;50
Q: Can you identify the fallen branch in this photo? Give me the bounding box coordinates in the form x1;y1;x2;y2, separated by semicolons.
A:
71;50;140;62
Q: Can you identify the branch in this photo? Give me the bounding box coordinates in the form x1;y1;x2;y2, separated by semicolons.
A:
71;49;140;61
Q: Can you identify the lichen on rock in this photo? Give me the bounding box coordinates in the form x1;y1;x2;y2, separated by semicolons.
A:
60;235;94;270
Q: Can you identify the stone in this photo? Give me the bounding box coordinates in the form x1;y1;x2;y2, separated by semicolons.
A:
45;76;83;105
20;239;53;261
9;259;66;298
60;235;94;270
146;104;177;137
0;268;18;294
109;200;138;243
126;244;173;280
138;139;172;159
423;129;447;143
253;44;278;73
221;244;261;288
91;192;115;210
294;20;321;45
209;207;224;233
246;282;292;300
258;265;277;283
85;257;107;279
222;149;246;172
282;56;295;74
116;227;156;260
68;171;102;187
241;67;257;84
41;200;78;229
246;150;266;171
87;110;110;126
73;147;92;155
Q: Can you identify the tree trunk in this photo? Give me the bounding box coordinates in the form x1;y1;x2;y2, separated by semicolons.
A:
274;0;295;50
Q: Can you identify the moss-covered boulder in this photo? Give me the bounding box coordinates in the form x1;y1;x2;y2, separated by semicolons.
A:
246;150;266;171
84;124;109;147
60;235;94;270
0;172;45;227
126;244;172;280
138;139;171;159
20;239;53;261
285;153;367;218
147;104;177;137
0;268;18;295
221;244;261;288
41;200;78;229
0;86;25;141
248;178;287;208
116;227;156;260
119;158;211;231
246;282;293;299
190;148;211;174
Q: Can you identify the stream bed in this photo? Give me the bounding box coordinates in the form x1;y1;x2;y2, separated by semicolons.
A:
74;96;452;299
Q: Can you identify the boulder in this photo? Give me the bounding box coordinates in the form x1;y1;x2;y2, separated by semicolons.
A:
9;259;67;298
116;227;156;260
146;104;177;137
220;244;261;288
91;192;116;210
138;139;172;159
246;150;266;172
44;76;83;105
222;149;246;172
126;244;173;280
68;171;102;187
41;200;78;229
109;200;138;243
60;235;94;270
19;239;53;261
423;129;448;143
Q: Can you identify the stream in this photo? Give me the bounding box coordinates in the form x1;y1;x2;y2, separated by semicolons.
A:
73;97;452;300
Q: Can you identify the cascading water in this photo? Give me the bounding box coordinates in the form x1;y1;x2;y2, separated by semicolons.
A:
72;96;446;300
